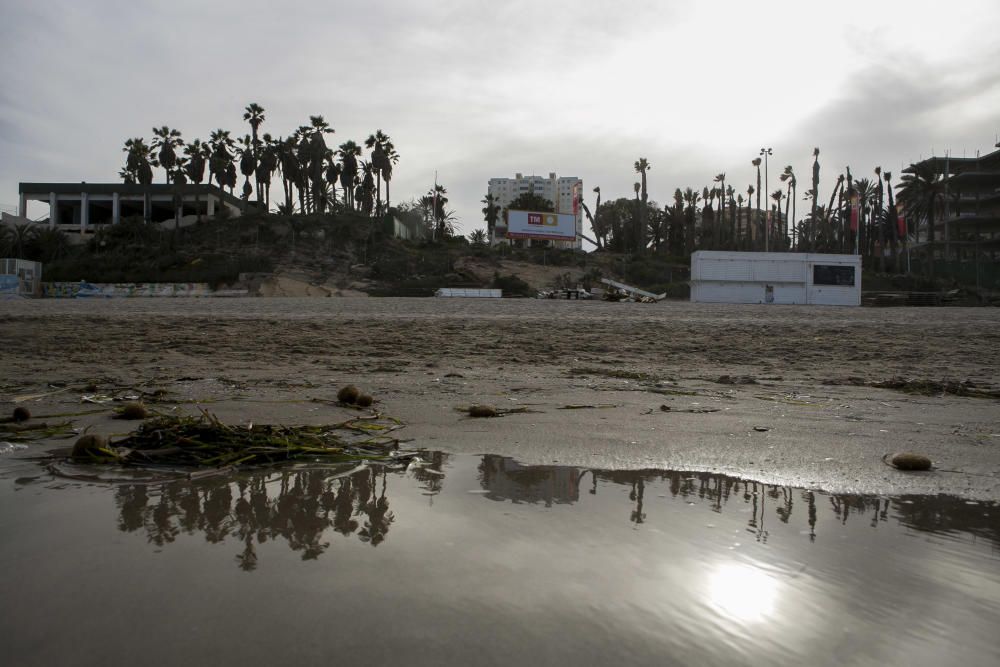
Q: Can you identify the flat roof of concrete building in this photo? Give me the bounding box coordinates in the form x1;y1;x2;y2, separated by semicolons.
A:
19;182;244;208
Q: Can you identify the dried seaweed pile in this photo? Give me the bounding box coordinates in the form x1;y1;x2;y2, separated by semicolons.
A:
73;411;406;468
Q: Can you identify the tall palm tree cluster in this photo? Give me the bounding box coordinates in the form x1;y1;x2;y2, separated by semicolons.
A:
119;104;400;218
572;150;915;270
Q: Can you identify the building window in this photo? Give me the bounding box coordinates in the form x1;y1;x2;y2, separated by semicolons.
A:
813;265;855;286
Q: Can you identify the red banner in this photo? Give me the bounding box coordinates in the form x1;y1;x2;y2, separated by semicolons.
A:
897;212;906;238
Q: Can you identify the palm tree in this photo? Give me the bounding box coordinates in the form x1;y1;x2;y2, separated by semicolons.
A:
701;186;715;250
256;134;278;211
358;161;376;216
579;186;605;249
324;155;341;209
752;158;762;249
275;136;299;212
771;190;784;249
382;142;399;214
122;137;155;185
0;225;12;257
183;139;209;222
366;130;395;216
209;129;235;195
714;173;726;247
243;103;265;203
30;225;69;262
874;166;885;271
237;135;257;207
809;148;820;250
735;194;744;249
481;193;501;241
11;223;34;257
122;137;155;222
884;171;900;267
338;141;362;211
854;177;878;259
427;184;448;238
908;162;944;253
299;116;334;213
468;229;488;245
684;187;700;254
780;165;796;248
667;188;684;255
151;127;183;183
634;158;650;253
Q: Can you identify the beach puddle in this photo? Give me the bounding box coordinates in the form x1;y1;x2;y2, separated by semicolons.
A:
1;452;998;665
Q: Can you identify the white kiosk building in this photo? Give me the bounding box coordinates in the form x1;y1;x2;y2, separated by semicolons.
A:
690;251;861;306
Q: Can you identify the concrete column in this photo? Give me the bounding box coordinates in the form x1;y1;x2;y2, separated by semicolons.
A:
112;192;121;225
18;192;27;219
49;192;58;226
207;196;215;217
81;192;89;234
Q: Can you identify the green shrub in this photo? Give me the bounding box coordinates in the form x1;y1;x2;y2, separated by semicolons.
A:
492;273;534;297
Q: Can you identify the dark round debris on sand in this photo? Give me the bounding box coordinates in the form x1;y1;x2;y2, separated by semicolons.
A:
468;405;498;418
12;406;31;423
356;394;374;408
337;385;361;404
72;434;108;459
116;402;148;420
885;452;933;471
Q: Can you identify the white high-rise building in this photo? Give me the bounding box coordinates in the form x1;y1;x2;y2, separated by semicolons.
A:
487;172;583;249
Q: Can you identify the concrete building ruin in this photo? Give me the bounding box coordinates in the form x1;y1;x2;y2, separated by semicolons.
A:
16;182;244;234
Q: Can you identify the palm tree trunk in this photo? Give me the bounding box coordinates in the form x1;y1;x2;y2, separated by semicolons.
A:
791;185;796;250
926;195;936;279
728;197;739;250
755;170;762;251
783;189;791;250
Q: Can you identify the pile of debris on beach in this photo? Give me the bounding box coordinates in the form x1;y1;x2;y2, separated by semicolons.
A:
64;410;410;471
536;279;666;303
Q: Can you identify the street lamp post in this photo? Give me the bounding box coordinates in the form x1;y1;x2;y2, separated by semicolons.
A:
760;147;772;252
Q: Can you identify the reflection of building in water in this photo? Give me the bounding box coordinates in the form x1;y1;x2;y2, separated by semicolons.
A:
478;456;580;506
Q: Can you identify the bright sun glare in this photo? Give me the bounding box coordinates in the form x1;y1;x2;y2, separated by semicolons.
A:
707;564;779;623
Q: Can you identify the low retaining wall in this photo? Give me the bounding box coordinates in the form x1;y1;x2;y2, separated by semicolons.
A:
42;281;247;298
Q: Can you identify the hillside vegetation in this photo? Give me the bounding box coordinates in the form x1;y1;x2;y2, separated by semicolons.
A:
15;212;692;296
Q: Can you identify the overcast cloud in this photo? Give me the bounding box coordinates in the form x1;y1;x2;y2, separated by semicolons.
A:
2;0;999;235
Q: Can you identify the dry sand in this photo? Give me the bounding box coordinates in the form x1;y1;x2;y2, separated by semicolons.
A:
3;298;1000;499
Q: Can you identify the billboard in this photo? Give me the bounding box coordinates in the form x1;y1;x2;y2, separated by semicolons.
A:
506;210;577;241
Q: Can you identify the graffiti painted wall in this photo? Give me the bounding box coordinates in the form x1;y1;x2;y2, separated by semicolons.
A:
41;282;226;298
0;275;22;299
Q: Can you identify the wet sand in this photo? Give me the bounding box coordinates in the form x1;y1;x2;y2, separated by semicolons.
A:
3;298;1000;499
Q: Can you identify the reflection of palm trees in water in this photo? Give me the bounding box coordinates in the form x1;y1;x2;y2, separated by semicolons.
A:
412;451;448;499
806;492;817;542
358;468;395;546
629;479;646;525
111;459;434;569
745;482;768;543
109;456;999;566
775;488;794;524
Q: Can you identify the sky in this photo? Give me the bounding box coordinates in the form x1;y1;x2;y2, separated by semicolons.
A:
2;0;999;237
